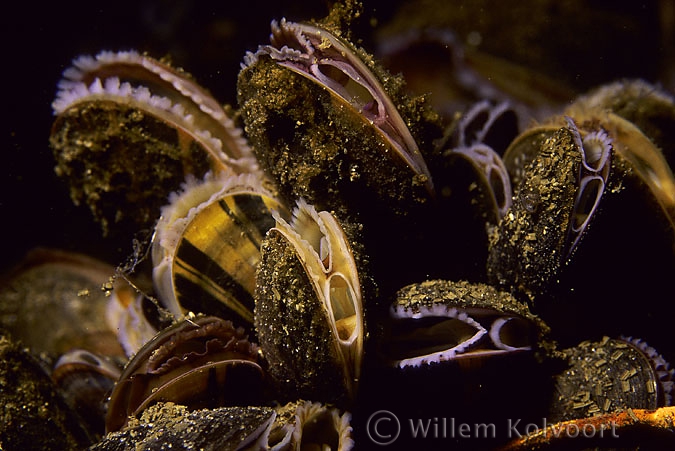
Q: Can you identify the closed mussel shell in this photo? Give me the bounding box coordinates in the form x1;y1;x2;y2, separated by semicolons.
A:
507;332;675;451
94;400;353;451
95;403;277;451
254;200;365;405
0;247;125;361
0;333;95;449
548;336;674;422
152;172;290;330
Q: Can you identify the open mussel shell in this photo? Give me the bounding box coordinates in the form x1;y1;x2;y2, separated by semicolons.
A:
152;172;290;330
254;200;364;405
548;336;674;423
50;50;260;236
488;80;675;350
500;80;675;241
439;100;519;224
271;400;354;451
381;279;549;368
566;80;675;232
238;18;443;220
488;121;612;300
502;80;675;233
362;279;553;445
105;315;263;433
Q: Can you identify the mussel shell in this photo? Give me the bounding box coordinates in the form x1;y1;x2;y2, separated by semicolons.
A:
548;336;674;423
255;228;346;402
254;201;364;405
0;247;125;361
152;173;290;329
105;316;263;432
93;400;353;451
51;98;215;237
382;279;549;368
52;349;122;438
50;51;258;236
489;82;675;354
440;101;520;225
565;79;675;161
238;19;442;220
488;117;625;304
487;125;585;300
53;51;256;169
272;400;354;451
0;333;95;449
362;278;555;449
94;403;277;451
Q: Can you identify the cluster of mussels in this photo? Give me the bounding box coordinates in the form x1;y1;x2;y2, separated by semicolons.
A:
2;2;675;450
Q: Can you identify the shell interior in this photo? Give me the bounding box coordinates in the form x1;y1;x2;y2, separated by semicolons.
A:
442;101;519;221
449;143;513;220
386;280;543;368
563;118;612;258
271;199;364;392
291;401;353;451
388;304;535;368
244;19;433;194
105;316;262;433
152;173;289;327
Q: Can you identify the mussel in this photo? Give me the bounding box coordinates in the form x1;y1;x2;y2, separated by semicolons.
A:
238;17;443;219
105;316;263;432
151;171;289;329
254;200;365;404
50;50;260;235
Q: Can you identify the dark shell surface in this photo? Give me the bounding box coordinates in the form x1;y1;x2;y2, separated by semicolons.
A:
0;334;96;449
